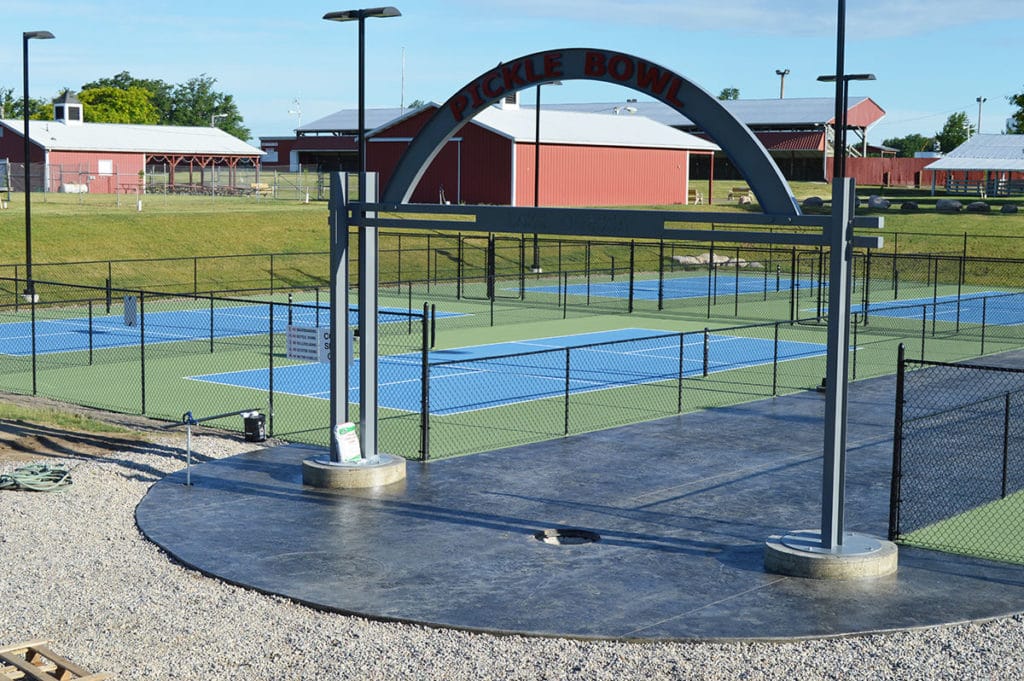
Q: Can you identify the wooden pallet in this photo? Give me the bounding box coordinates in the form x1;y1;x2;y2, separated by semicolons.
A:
0;641;108;681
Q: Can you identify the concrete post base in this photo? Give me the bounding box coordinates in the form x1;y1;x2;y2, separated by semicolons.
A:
764;529;898;580
302;453;406;489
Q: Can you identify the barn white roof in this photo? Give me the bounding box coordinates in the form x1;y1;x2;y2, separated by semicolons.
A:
470;106;720;151
536;96;873;129
924;134;1024;171
1;119;263;156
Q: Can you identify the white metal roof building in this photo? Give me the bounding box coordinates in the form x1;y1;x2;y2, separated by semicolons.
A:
923;134;1024;197
0;95;263;194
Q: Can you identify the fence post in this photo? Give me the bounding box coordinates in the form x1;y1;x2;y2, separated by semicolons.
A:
703;327;710;377
105;277;112;313
268;302;275;438
139;291;146;414
677;332;685;413
1002;392;1011;499
431;303;437;348
657;240;665;311
88;300;94;365
420;302;430;462
981;296;988;355
888;343;906;541
209;296;215;353
772;322;779;395
851;312;858;381
920;305;927;360
863;250;871;326
193;257;198;296
563;348;571;436
562;271;568;320
628;240;635;314
734;247;740;317
456;233;463;300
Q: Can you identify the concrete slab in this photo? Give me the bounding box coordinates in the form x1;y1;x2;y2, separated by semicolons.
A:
136;356;1024;640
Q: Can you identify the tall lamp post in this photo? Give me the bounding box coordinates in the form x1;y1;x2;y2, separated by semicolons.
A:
976;96;986;136
22;30;55;301
323;6;401;462
817;72;875;179
775;69;789;99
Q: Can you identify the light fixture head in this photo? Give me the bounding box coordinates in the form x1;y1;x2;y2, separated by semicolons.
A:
24;31;55;40
324;7;401;22
817;73;875;83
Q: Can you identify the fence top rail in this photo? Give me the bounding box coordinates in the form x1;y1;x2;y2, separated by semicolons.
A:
903;358;1024;375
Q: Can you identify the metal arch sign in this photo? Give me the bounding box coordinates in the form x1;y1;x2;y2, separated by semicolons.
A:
381;47;801;216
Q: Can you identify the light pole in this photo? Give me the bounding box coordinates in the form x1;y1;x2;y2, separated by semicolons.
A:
210;113;228;127
22;30;55;301
817;72;875;179
531;80;561;272
976;96;986;136
323;7;401;462
775;69;789;99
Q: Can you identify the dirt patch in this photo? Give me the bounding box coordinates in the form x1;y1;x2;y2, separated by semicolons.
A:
0;393;235;465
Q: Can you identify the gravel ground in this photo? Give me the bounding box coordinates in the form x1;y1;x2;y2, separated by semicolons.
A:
3;433;1024;680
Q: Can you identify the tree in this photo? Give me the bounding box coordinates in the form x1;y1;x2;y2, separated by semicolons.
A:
935;111;972;153
1007;88;1024;133
0;85;52;120
79;71;250;140
718;87;740;101
881;133;935;158
407;99;427;109
81;72;174;123
165;75;250;140
78;86;160;124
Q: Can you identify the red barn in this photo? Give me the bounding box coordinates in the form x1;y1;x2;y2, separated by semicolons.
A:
0;93;263;194
367;103;718;206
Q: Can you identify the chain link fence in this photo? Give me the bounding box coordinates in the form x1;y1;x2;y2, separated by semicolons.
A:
890;346;1024;564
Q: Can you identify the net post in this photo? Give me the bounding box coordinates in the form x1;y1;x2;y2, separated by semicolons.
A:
888;342;906;541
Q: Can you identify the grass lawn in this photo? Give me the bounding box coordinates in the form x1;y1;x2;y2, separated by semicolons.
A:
1;181;1022;293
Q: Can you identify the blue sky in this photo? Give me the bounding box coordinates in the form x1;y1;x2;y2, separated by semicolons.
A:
3;0;1021;145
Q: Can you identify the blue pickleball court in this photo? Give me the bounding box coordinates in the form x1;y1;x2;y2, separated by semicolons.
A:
855;291;1024;326
0;304;442;357
523;274;822;301
190;328;827;415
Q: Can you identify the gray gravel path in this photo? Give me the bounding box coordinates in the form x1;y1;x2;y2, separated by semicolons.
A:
3;434;1024;680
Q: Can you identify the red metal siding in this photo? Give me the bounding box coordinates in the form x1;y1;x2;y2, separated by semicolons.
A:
48;150;144;193
515;144;688;207
369;111;513;205
0;125;46;163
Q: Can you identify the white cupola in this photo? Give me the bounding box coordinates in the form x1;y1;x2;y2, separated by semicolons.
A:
53;90;84;126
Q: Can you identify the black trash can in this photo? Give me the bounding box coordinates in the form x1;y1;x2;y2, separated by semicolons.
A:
243;412;266;442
